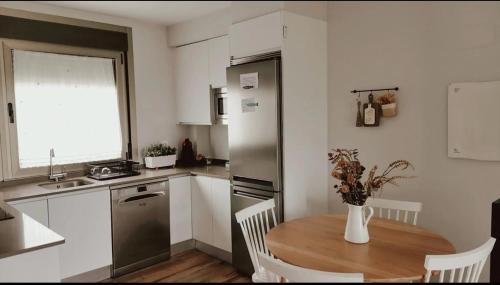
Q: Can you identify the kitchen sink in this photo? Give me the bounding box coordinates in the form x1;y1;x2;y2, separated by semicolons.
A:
39;179;94;190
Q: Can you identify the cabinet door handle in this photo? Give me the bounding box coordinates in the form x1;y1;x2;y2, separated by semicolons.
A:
7;103;14;123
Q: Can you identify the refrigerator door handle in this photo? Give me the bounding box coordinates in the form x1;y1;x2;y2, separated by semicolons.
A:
233;184;274;198
233;176;275;192
233;190;272;201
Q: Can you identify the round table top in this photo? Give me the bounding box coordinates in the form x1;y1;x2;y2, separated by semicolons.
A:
265;214;455;283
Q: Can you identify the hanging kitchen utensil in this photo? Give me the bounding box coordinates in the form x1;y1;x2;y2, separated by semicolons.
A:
356;94;363;127
363;92;381;127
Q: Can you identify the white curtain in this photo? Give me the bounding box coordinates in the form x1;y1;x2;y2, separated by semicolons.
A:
13;50;123;168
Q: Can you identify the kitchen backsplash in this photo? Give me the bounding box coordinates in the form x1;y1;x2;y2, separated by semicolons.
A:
187;125;229;160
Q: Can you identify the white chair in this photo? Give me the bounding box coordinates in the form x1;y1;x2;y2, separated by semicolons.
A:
424;237;496;283
365;197;422;225
257;252;364;283
235;199;278;283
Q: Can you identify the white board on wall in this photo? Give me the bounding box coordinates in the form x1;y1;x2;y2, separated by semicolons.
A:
448;81;500;161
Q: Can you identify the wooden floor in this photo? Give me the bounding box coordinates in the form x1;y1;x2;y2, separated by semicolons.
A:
110;249;251;283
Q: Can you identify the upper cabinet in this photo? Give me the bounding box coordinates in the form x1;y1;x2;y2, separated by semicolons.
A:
209;36;230;88
174;40;211;125
174;36;229;125
229;12;283;59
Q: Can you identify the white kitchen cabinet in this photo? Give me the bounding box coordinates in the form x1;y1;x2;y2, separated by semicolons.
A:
191;175;213;245
0;246;61;282
174;36;230;125
191;176;232;252
169;176;192;244
209;36;230;88
48;187;112;279
7;197;48;227
174;40;211;125
229;11;283;59
211;178;231;252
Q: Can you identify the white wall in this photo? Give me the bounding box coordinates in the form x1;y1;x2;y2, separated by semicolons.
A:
0;1;188;161
328;2;500;281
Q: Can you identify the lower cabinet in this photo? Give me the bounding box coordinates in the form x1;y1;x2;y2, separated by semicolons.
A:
7;197;49;227
191;176;231;252
48;187;112;279
192;176;214;245
6;174;231;280
211;178;231;252
169;176;192;244
0;246;61;282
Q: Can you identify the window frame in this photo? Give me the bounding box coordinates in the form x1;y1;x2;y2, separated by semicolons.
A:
0;39;130;179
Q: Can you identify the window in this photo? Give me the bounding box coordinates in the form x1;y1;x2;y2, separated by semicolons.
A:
1;40;128;179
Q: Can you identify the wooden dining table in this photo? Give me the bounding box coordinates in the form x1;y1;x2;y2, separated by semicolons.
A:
265;214;455;283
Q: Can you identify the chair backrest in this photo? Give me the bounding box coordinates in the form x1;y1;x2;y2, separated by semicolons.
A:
257;252;364;283
365;197;422;225
424;237;496;283
235;199;278;273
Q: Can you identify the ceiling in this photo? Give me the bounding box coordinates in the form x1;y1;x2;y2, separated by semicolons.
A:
41;1;232;26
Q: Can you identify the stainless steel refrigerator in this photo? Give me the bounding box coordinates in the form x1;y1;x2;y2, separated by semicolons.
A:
227;53;283;276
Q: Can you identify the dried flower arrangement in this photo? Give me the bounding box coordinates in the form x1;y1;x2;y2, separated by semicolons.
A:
328;149;414;206
376;92;396;105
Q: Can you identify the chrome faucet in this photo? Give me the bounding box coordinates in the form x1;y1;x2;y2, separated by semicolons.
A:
49;148;67;182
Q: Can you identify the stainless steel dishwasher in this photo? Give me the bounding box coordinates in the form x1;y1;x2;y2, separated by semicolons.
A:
111;178;170;277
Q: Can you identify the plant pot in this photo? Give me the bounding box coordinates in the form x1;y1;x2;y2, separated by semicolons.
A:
381;103;397;117
344;203;374;244
144;154;176;169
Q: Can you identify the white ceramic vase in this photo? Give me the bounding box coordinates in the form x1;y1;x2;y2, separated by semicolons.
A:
344;203;374;244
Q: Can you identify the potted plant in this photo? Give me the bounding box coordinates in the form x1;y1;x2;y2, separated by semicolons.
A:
328;149;414;243
376;92;397;117
144;143;177;169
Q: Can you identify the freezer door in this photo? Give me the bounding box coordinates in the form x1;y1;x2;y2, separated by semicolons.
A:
227;58;282;192
231;184;280;276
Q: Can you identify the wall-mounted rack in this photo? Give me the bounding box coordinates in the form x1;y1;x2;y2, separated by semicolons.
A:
351;87;399;94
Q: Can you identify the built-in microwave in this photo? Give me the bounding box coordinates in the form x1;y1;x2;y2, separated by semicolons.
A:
213;87;228;124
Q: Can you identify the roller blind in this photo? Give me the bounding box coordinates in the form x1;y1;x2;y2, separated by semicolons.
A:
12;50;123;168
